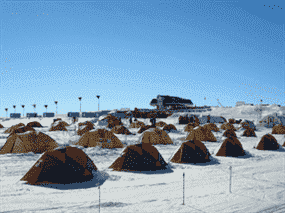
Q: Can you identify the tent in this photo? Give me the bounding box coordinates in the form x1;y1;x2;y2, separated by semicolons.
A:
255;134;280;150
259;113;285;128
102;114;123;129
184;122;199;132
0;131;59;154
163;124;177;132
12;126;36;134
49;122;68;131
221;123;237;131
207;115;227;124
223;129;237;138
77;123;94;136
0;124;4;128
186;126;217;142
59;121;69;127
138;125;155;134
109;143;168;172
272;124;285;134
4;123;25;134
179;114;200;125
138;128;173;145
219;116;227;123
198;115;211;124
78;121;94;127
111;125;133;135
75;129;124;149
26;121;43;128
240;120;256;130
184;123;194;132
107;119;122;129
97;119;108;126
20;146;97;185
53;118;62;123
170;140;211;164
85;118;99;125
52;120;69;126
199;115;227;124
202;123;220;132
215;136;245;157
129;121;145;128
228;118;236;124
155;121;167;127
242;128;256;137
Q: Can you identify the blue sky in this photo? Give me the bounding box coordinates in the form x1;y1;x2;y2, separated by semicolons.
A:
0;0;284;116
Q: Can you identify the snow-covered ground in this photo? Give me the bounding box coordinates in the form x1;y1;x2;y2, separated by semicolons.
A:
0;105;285;213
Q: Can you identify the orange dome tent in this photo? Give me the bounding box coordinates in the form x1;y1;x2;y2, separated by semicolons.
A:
186;126;217;142
21;146;97;185
4;123;25;134
49;121;68;131
170;140;211;164
26;121;43;128
75;129;124;149
216;136;245;157
272;124;285;134
129;121;145;129
109;144;168;172
138;128;173;145
163;124;177;132
77;122;94;136
155;121;167;127
221;123;237;131
111;125;133;135
0;131;59;154
223;129;237;138
242;128;256;137
255;134;279;150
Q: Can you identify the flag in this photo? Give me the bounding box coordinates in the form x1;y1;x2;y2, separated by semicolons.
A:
204;97;206;100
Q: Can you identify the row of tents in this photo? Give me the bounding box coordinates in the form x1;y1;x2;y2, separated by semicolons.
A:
1;120;284;156
1;116;285;185
178;113;285;128
10;129;285;185
1;113;285;140
1;115;285;152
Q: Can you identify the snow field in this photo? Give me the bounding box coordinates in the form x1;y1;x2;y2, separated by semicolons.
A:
0;106;285;212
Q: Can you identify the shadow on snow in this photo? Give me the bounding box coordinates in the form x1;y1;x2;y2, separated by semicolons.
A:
20;170;110;190
109;165;174;175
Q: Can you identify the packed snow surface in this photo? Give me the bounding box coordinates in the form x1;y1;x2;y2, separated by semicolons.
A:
0;106;285;213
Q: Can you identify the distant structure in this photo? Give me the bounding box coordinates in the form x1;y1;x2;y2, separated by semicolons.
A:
150;95;193;110
235;101;245;106
235;101;254;107
67;112;80;118
120;108;130;111
43;112;55;118
27;113;37;118
10;113;21;118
